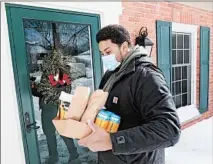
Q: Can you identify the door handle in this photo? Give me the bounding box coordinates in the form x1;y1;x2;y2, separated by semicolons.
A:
25;112;40;133
27;122;40;130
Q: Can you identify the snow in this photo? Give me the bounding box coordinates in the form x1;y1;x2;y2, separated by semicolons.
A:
86;67;93;78
165;117;213;164
71;78;94;94
78;50;90;56
30;71;42;83
74;55;92;68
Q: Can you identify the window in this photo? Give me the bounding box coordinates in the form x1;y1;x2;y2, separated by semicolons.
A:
157;21;199;122
172;22;197;109
172;33;191;108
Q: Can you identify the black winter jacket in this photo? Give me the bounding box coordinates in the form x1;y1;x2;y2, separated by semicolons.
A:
98;56;181;164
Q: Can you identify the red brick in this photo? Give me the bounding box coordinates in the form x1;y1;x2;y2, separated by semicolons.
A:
144;3;156;9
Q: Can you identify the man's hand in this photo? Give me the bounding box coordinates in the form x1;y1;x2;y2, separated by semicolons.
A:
78;120;113;152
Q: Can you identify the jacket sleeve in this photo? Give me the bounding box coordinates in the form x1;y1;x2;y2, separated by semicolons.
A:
110;69;181;155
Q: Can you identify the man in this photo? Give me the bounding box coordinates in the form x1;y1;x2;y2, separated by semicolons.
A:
78;25;181;164
35;51;81;164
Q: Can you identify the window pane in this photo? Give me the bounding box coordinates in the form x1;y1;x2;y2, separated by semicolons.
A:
175;67;181;81
177;50;184;64
172;50;176;64
172;82;175;95
172;33;176;49
182;93;187;106
184;50;190;63
177;34;183;49
176;95;182;108
172;67;175;81
182;66;187;79
182;80;187;93
184;35;190;49
176;81;181;95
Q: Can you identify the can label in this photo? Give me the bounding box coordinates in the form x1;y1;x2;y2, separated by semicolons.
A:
95;110;110;130
106;113;121;133
95;110;121;133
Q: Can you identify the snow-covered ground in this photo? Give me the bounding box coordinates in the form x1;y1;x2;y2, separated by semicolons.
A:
165;117;213;164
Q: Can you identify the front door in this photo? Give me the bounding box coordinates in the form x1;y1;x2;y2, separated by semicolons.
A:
6;4;102;164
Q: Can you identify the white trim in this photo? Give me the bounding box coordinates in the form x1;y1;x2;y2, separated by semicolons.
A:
5;2;123;27
172;22;198;108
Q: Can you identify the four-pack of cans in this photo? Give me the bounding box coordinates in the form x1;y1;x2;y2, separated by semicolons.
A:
95;109;121;133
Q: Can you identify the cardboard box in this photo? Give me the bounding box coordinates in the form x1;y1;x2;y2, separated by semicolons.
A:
52;86;108;139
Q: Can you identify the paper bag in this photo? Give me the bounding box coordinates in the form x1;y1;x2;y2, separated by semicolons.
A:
53;87;107;139
67;86;91;121
80;91;108;123
53;87;92;139
52;117;92;139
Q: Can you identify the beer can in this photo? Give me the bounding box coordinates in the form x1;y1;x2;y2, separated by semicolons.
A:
95;110;110;130
106;113;121;133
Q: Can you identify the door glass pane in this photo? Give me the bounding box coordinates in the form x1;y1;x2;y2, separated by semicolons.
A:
24;19;97;164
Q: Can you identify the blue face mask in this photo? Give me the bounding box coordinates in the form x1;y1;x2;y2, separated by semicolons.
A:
102;54;120;72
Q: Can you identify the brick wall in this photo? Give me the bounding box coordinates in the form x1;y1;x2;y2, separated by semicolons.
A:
119;2;213;126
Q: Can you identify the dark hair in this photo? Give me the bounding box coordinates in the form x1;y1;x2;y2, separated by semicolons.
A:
135;27;148;47
96;24;131;47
